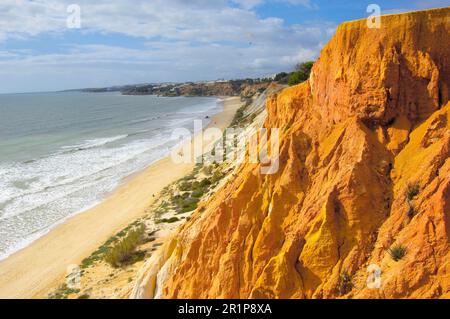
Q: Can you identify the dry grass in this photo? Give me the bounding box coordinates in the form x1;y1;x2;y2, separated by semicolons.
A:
104;224;145;268
388;244;407;262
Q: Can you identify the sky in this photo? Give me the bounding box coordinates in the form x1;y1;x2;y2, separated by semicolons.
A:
0;0;448;93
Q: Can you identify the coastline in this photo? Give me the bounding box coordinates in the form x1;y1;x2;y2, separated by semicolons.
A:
0;97;242;299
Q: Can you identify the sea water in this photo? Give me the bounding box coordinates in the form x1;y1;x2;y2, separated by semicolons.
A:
0;91;221;260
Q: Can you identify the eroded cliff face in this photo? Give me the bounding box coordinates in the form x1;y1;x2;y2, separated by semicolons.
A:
132;8;450;299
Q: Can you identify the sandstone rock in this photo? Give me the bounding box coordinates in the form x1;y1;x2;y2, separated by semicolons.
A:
133;8;450;299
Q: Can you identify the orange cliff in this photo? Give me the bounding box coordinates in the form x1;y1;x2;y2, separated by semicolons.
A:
131;8;450;299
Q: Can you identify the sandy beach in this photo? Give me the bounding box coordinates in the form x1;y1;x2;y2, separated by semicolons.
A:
0;97;242;299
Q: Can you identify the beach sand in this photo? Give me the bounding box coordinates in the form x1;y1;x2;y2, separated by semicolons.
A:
0;97;242;299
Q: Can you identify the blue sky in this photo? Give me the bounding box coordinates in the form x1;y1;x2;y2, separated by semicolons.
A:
0;0;448;93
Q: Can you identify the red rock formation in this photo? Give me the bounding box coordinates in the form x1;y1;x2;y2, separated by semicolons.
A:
132;8;450;299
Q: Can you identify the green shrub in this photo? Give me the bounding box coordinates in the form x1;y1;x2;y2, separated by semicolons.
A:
154;201;170;218
192;188;206;198
337;272;353;295
190;179;211;198
104;224;145;268
179;181;193;191
288;61;314;86
231;105;246;127
287;72;302;86
80;240;113;269
48;284;79;299
406;183;420;200
199;178;212;187
173;196;199;213
80;221;147;269
407;203;415;218
211;171;224;184
156;217;180;224
388;244;407;261
274;72;289;83
181;198;199;212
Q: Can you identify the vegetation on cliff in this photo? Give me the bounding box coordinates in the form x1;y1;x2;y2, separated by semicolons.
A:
121;79;271;97
132;8;450;299
287;61;315;86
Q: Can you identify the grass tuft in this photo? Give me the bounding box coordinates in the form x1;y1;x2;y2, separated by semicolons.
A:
388;244;407;262
48;284;79;299
407;202;415;218
406;183;420;201
104;224;145;268
155;217;180;224
211;171;224;184
337;272;353;295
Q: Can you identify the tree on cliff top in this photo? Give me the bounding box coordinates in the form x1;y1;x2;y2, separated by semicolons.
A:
288;61;314;86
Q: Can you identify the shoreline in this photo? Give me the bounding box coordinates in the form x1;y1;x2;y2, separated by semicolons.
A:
0;97;242;299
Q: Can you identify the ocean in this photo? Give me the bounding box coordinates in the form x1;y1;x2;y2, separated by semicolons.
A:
0;91;221;260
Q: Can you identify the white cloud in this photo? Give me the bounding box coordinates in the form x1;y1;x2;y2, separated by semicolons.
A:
0;0;319;42
0;0;331;93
